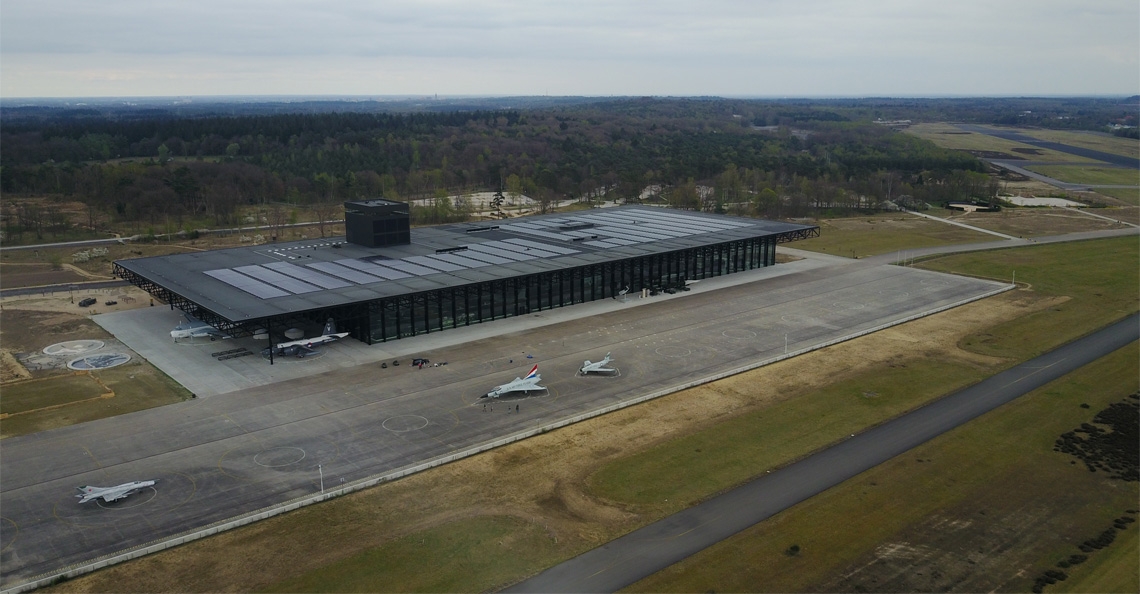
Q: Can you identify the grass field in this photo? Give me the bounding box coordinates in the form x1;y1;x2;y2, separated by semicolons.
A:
919;236;1138;360
626;343;1139;592
791;214;991;258
1025;165;1139;186
589;359;986;506
0;374;108;416
905;124;1097;163
260;516;560;593
1011;129;1140;161
0;361;191;438
0;308;193;438
1092;187;1140;205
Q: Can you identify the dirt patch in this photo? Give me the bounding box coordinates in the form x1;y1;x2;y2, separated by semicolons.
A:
0;349;32;383
49;289;1061;593
0;263;91;288
822;500;1062;593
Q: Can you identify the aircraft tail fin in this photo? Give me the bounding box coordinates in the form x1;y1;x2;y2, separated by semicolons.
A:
525;364;539;380
323;318;337;335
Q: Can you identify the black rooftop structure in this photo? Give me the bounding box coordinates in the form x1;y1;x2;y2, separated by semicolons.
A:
114;205;818;348
344;199;411;247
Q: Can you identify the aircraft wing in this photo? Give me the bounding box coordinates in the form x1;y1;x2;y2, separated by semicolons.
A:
102;489;130;502
276;332;349;350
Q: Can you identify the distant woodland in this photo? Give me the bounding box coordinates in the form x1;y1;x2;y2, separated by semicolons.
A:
2;96;1136;240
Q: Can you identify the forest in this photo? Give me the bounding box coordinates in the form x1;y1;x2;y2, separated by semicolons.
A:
4;95;1130;241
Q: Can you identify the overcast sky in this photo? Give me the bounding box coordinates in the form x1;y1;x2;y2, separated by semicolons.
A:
2;0;1137;98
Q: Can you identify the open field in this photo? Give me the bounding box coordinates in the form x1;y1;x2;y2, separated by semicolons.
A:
1025;165;1139;186
262;516;561;593
1091;187;1140;205
0;374;109;416
1010;128;1140;161
0;297;192;438
0;361;192;438
906;123;1097;163
789;213;992;258
919;235;1138;360
1081;205;1140;224
42;236;1137;593
0;263;93;287
588;358;990;506
625;342;1139;593
929;207;1130;238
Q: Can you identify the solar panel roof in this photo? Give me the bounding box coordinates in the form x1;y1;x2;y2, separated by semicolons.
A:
115;205;816;323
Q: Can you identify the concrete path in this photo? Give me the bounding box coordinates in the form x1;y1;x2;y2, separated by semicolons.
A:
903;209;1022;240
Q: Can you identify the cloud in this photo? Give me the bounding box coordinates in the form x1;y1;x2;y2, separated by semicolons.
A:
3;0;1137;97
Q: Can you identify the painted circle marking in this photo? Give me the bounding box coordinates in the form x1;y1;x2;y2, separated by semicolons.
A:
722;329;757;339
780;314;813;325
831;301;865;310
382;415;430;432
95;486;157;510
43;340;104;356
0;517;17;553
67;353;131;370
254;447;307;467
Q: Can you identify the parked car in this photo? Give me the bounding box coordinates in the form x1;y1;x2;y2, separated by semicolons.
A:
78;298;97;307
104;300;118;306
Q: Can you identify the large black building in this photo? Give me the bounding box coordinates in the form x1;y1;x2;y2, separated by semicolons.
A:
114;206;818;346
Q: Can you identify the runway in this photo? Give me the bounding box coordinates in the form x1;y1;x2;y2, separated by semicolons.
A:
507;313;1140;593
0;261;1007;588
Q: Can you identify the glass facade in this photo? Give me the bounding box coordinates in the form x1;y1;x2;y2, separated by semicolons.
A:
365;235;777;343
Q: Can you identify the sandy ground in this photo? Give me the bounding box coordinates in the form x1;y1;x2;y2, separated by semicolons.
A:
47;287;1061;593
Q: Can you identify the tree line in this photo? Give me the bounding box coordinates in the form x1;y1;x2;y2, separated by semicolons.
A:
2;98;1003;241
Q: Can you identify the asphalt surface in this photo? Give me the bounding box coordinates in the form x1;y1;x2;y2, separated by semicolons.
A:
0;260;1006;587
508;313;1140;593
954;124;1140;169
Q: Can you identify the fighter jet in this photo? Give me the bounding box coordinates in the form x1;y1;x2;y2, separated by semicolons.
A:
76;480;157;503
579;352;616;375
261;318;349;358
483;364;545;398
171;314;227;341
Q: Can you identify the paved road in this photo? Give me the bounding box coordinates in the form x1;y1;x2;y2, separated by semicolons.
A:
508;313;1140;593
0;280;129;299
0;262;1005;587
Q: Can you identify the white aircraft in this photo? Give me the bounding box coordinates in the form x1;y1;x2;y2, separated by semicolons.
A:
483;364;545;398
171;314;227;341
262;318;349;358
76;480;157;503
579;352;616;375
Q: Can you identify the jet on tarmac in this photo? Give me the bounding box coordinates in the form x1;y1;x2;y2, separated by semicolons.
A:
76;480;157;503
483;364;545;398
171;314;228;341
579;352;616;375
262;318;349;358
